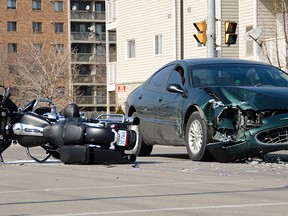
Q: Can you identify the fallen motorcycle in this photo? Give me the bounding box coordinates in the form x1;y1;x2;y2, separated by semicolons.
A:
0;85;139;164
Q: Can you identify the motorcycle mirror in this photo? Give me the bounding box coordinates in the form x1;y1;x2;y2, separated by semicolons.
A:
0;86;8;105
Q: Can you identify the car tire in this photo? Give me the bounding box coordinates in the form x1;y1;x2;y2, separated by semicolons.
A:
185;112;212;161
130;112;153;156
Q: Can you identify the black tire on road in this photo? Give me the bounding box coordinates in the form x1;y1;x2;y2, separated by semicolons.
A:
185;111;213;161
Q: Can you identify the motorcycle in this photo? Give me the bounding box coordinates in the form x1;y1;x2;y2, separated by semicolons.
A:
0;85;139;164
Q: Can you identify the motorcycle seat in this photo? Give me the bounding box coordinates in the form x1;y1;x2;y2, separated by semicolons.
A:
44;118;85;147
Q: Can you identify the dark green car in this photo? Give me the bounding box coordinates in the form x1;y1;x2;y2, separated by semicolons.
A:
126;58;288;162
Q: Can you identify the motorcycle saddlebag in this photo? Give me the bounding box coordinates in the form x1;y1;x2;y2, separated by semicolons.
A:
60;145;90;164
89;147;134;164
60;144;134;164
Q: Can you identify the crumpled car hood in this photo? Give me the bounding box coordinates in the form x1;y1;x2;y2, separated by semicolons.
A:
209;86;288;111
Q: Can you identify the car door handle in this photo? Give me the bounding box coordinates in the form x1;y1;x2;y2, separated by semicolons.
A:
157;96;163;102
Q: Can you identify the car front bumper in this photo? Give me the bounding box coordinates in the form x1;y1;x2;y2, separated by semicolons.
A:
207;113;288;162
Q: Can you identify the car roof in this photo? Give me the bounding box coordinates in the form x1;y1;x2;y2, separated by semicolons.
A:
173;58;269;67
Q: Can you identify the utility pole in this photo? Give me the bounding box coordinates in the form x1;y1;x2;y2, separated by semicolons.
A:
207;0;216;58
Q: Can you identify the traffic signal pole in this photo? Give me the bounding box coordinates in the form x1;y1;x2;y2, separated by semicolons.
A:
207;0;217;58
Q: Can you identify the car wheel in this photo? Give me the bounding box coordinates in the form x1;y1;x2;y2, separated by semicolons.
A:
130;112;153;156
185;112;212;161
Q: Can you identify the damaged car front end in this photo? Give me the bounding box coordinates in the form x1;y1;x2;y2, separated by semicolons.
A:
203;86;288;162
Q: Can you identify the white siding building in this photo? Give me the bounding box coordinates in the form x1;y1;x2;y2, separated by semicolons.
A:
106;0;288;109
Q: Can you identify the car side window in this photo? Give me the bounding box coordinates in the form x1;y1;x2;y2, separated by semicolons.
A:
146;64;174;91
167;70;184;87
193;69;210;86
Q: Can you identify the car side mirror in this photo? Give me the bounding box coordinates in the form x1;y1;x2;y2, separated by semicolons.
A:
167;84;187;97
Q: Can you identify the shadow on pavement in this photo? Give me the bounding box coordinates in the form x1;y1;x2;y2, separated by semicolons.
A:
150;153;190;160
263;152;288;162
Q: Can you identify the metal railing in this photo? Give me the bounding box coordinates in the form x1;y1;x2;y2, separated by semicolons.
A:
70;11;105;20
71;32;106;42
71;53;105;63
74;75;106;84
260;37;287;69
108;32;116;42
75;96;107;105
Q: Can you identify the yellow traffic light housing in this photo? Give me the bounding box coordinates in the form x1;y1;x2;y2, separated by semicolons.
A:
193;21;207;45
224;21;237;45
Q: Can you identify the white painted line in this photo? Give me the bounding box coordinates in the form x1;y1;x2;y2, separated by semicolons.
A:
41;202;288;216
0;179;254;194
4;159;60;164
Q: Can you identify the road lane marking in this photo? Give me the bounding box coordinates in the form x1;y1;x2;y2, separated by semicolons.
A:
41;202;288;215
0;179;254;194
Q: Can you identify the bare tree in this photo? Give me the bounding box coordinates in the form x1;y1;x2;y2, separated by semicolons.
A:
0;55;7;86
4;39;78;108
259;0;288;70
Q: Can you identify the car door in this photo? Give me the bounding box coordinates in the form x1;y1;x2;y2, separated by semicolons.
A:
136;64;175;141
154;65;186;144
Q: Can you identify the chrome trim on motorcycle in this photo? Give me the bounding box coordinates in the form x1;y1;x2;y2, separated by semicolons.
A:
12;123;44;136
111;128;119;145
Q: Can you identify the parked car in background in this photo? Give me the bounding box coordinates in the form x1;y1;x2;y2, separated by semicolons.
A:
126;58;288;162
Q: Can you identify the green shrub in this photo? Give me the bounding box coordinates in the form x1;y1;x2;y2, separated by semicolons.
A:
116;105;125;114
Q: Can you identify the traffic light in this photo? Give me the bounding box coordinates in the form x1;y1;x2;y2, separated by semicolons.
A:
193;21;207;45
224;21;237;45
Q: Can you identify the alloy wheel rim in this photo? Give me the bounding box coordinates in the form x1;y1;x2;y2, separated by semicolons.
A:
188;119;203;154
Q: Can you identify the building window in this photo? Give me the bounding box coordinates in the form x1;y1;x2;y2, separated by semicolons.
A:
54;23;64;33
54;1;63;12
33;43;43;51
8;65;16;73
95;2;105;11
54;44;64;54
32;0;41;10
7;21;17;32
32;22;42;33
155;34;162;55
127;39;135;59
8;43;17;53
7;0;16;9
245;26;253;56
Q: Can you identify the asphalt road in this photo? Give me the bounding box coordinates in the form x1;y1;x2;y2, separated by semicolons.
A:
1;145;288;216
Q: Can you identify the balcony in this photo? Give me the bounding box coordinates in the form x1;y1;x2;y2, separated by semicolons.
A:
70;11;105;21
259;37;287;70
71;32;106;42
108;32;116;42
74;74;106;85
75;96;106;105
71;53;105;63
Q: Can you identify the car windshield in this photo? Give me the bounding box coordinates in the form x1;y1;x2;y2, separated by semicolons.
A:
191;64;288;87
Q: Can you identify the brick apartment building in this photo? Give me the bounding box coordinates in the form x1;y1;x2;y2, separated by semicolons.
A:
0;0;68;53
0;0;113;112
